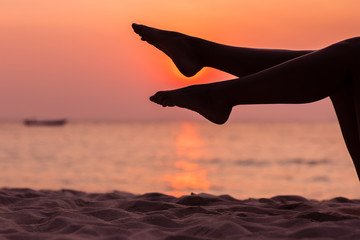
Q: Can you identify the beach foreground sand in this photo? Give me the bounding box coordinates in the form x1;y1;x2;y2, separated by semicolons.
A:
1;188;360;239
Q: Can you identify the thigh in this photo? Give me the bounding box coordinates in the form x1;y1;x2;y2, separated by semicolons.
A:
231;39;354;104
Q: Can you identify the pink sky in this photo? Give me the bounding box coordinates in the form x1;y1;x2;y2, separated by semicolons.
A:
1;0;360;121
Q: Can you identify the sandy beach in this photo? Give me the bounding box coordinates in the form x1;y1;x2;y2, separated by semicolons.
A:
0;188;359;239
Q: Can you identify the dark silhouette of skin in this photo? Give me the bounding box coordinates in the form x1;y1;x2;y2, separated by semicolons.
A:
132;23;360;180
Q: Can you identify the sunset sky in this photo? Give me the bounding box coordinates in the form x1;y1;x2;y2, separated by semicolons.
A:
1;0;360;121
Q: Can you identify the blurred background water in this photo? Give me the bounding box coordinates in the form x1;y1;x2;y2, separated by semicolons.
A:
0;120;358;199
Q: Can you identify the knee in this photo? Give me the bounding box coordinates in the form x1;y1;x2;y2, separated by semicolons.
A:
344;36;360;44
342;37;360;53
330;37;360;64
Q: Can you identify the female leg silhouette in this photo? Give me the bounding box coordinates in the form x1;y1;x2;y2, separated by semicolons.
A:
132;24;360;180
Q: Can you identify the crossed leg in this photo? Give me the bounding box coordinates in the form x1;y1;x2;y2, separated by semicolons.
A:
132;24;312;78
132;24;360;180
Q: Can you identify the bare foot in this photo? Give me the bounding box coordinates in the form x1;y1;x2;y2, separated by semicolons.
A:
150;85;232;125
132;23;203;77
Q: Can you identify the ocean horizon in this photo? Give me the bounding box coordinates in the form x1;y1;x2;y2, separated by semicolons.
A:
0;120;358;200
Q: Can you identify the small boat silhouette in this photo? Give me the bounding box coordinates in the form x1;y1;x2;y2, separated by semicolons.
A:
24;119;67;126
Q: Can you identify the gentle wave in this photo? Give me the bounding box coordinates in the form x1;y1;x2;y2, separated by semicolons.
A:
0;121;357;199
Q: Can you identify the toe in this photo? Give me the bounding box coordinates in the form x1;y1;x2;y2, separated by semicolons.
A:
161;99;170;107
150;92;163;103
132;23;140;33
156;92;165;103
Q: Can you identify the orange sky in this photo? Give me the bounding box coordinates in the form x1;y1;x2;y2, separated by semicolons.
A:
1;0;360;121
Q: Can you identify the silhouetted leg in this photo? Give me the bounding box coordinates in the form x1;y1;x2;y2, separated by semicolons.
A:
132;24;312;77
330;84;360;179
329;39;360;179
148;37;360;179
133;25;360;179
341;45;360;179
202;45;312;78
151;39;354;121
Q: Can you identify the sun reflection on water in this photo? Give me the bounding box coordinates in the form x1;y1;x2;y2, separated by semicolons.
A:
165;122;210;196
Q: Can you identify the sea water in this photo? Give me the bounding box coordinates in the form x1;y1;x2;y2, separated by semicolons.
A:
0;120;358;199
